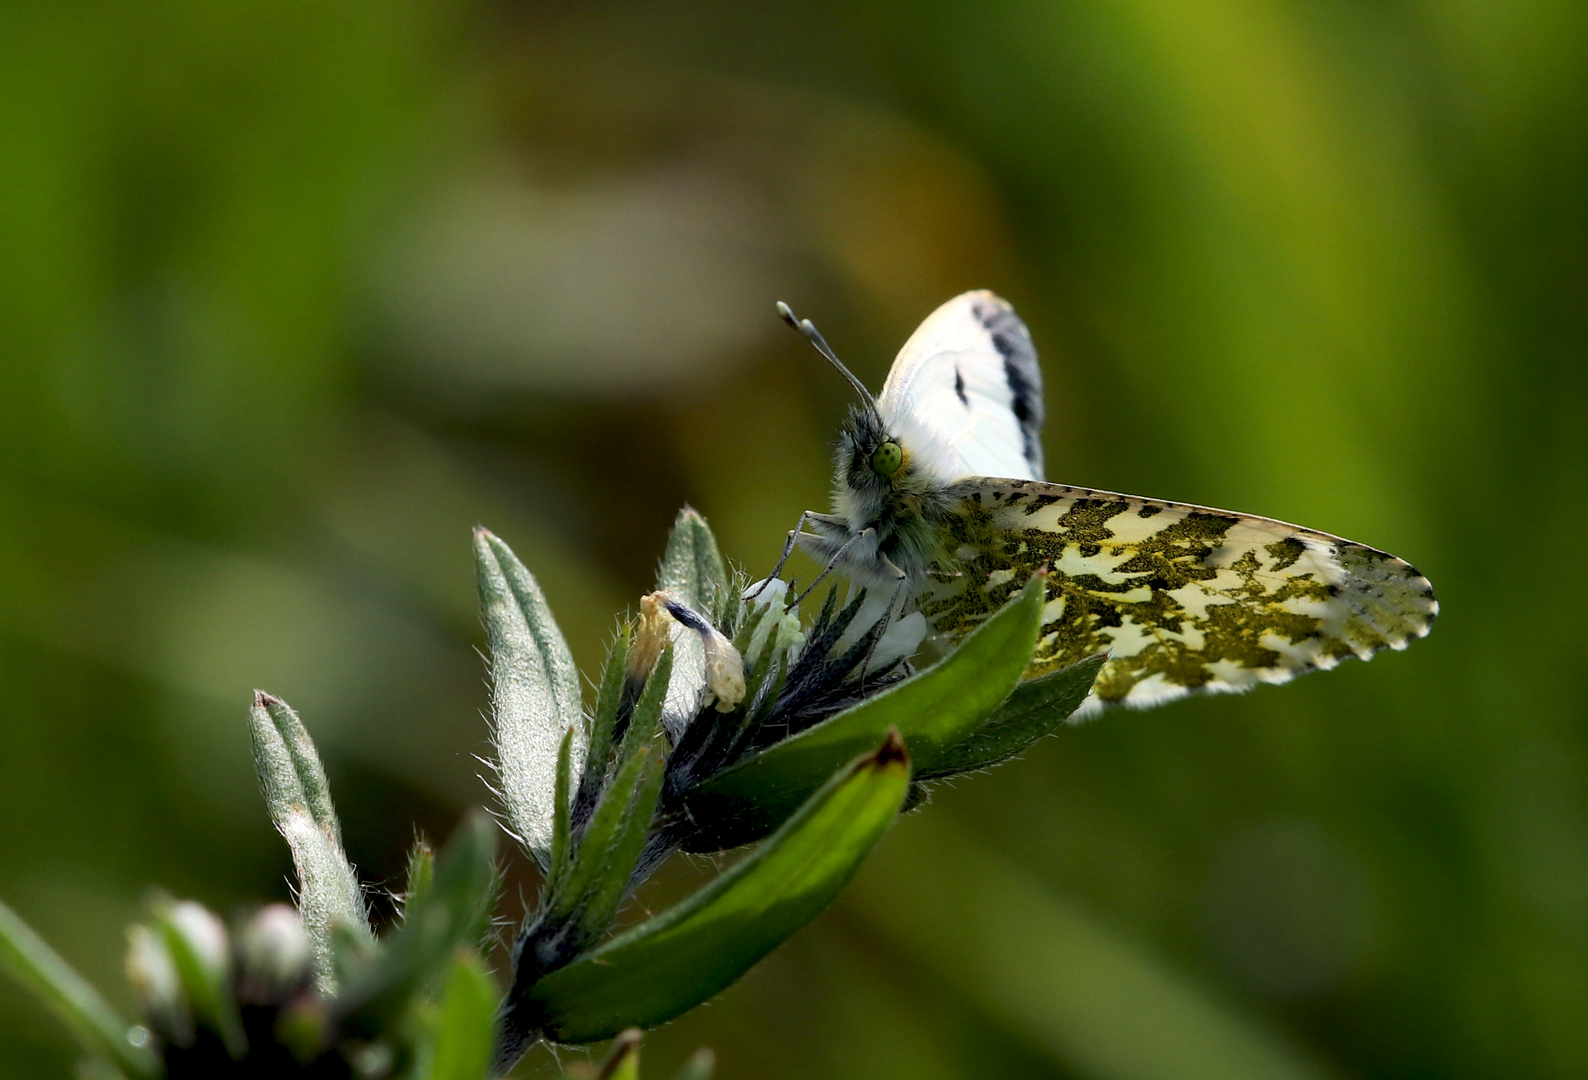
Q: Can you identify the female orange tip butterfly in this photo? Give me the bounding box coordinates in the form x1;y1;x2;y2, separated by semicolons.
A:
763;291;1436;717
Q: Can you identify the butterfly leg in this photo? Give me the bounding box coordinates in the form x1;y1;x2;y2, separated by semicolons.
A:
789;526;875;608
749;511;849;599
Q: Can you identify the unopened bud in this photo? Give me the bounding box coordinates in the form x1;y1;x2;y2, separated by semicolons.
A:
166;901;230;982
126;924;190;1045
235;904;312;1004
741;578;805;670
157;900;245;1056
699;624;746;713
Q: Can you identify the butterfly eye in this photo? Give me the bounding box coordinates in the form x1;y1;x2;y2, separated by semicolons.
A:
870;441;903;478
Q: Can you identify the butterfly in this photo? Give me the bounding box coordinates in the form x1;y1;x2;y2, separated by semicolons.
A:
768;290;1437;718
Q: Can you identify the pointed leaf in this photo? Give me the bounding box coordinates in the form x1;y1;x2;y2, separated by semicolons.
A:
404;838;436;921
549;650;671;929
655;508;729;739
579;630;631;810
914;653;1106;778
0;898;161;1078
429;952;498;1080
684;574;1045;848
575;744;665;943
549;726;576;896
250;692;371;991
526;732;910;1043
476;527;585;870
656;507;729;618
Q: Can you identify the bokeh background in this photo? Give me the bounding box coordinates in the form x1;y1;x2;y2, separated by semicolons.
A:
2;2;1584;1077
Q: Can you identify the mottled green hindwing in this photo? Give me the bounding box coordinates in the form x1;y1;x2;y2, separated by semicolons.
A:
918;479;1437;716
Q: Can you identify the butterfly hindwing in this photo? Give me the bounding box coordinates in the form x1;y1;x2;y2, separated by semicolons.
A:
917;478;1438;717
877;291;1045;484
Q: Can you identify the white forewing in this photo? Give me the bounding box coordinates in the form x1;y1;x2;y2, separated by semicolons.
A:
877;290;1045;485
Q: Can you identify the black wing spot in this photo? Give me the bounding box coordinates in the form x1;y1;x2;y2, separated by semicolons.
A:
953;365;968;406
972;299;1045;475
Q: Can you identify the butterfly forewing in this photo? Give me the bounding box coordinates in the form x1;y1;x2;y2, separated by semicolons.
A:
877;291;1045;483
918;478;1438;716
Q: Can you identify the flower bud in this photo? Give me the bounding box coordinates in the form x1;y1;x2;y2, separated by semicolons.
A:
741;578;805;671
155;900;246;1056
235;904;312;1004
126;924;190;1045
165;901;230;984
700;623;746;713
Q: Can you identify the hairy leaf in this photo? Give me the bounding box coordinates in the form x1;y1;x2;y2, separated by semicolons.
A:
476;527;584;870
527;732;910;1044
249;692;370;992
915;653;1106;778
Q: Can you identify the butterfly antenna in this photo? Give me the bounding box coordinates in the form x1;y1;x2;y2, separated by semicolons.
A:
776;301;881;417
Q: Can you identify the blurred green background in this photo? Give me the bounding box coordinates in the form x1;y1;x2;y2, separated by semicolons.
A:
2;1;1584;1077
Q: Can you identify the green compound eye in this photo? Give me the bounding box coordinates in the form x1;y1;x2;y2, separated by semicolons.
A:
870;440;903;477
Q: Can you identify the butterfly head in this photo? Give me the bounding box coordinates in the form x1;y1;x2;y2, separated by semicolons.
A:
776;301;949;527
834;402;939;528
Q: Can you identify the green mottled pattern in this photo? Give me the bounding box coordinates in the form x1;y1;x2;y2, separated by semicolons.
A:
918;479;1437;715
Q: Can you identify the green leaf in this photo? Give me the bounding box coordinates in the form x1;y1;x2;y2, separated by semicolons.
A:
683;574;1045;848
527;732;911;1044
914;653;1106;778
655;506;729;620
250;692;371;992
548;650;671;932
574;743;665;944
654;509;730;741
428;952;498;1080
548;725;576;896
476;527;585;871
0;898;161;1079
581;630;632;804
404;838;436;921
337;813;499;1038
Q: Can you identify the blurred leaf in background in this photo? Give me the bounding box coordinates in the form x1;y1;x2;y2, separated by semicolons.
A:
1;0;1584;1078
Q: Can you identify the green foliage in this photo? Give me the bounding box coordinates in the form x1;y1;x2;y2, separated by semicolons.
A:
0;509;1097;1078
335;813;500;1041
684;573;1046;846
527;733;911;1044
0;899;160;1079
249;691;372;992
657;507;731;622
486;515;1093;1069
914;653;1109;779
476;527;587;871
428;955;498;1080
542;649;670;941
